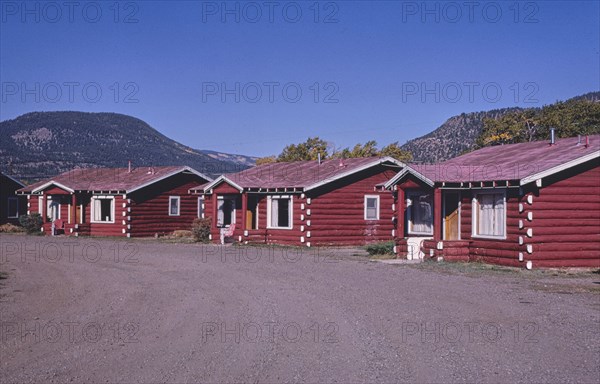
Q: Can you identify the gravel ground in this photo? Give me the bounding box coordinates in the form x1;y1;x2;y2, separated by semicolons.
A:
1;234;599;384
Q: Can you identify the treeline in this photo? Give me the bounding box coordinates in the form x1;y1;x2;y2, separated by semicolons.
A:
256;137;413;165
477;94;600;147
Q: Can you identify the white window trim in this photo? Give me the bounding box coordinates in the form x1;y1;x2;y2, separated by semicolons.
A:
472;190;507;240
197;196;205;219
7;197;19;218
169;196;181;216
90;196;115;224
364;195;380;221
267;195;293;230
406;191;434;236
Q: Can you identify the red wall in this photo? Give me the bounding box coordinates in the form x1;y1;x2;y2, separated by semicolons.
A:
521;162;600;268
307;168;396;246
128;173;209;237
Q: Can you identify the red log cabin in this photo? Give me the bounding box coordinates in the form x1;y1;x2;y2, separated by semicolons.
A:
385;134;600;268
190;157;404;246
16;166;212;237
1;171;26;225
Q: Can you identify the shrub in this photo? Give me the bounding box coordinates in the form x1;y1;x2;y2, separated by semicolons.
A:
191;217;212;243
19;213;43;234
365;241;395;256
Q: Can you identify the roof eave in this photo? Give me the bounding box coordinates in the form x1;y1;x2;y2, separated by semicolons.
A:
127;166;213;194
519;150;600;186
305;157;407;192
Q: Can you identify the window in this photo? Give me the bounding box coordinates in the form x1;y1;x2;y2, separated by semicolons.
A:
267;196;293;229
7;197;19;218
217;196;236;228
169;196;180;216
197;197;204;218
407;191;433;235
91;197;114;223
364;195;380;220
473;191;506;239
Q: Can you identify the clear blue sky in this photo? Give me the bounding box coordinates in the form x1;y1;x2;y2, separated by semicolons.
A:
1;0;598;157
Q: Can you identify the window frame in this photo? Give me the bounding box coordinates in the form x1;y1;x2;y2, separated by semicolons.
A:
364;195;380;221
7;197;19;218
406;191;434;236
90;196;115;224
472;190;507;240
266;195;293;230
168;196;181;217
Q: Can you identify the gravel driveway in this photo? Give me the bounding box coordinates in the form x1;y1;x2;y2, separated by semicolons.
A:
1;234;599;383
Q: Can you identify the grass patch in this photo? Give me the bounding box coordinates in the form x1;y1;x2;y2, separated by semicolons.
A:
365;241;395;257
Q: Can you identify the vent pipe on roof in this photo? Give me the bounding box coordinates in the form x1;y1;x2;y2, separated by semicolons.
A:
318;153;321;165
128;160;132;173
585;135;590;148
576;135;581;146
550;128;556;145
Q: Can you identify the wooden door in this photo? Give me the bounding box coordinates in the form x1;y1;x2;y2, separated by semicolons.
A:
76;205;83;224
444;193;460;240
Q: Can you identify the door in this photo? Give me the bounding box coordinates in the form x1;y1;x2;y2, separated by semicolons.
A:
443;192;460;240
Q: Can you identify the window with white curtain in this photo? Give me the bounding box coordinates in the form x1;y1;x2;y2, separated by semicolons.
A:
267;195;292;229
91;196;114;223
169;196;180;216
407;191;433;235
473;191;506;238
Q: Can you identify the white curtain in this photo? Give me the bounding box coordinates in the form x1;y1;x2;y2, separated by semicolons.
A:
270;198;279;227
217;199;224;227
477;193;504;236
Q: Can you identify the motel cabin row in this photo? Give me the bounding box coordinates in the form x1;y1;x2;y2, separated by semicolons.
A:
3;134;599;268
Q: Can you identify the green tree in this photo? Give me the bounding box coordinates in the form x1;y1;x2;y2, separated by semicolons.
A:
379;142;413;162
277;137;329;162
255;156;277;165
477;99;600;148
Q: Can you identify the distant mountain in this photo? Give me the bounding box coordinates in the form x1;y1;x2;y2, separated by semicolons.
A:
198;149;257;168
0;112;250;183
401;108;521;163
401;91;600;163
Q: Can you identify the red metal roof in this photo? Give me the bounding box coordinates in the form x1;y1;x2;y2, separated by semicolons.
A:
410;135;600;183
17;166;210;194
191;157;403;192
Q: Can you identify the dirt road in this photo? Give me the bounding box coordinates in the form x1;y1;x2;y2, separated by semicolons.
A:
1;234;599;383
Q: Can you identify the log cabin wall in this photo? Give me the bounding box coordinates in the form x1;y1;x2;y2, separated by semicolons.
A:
306;167;396;246
520;161;600;268
128;173;205;237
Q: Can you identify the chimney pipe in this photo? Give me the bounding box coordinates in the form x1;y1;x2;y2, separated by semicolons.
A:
550;128;555;145
577;135;581;146
318;153;321;165
585;135;589;148
128;160;132;173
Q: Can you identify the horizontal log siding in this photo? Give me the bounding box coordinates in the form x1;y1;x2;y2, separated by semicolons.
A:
307;167;396;246
522;162;600;268
129;174;207;237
